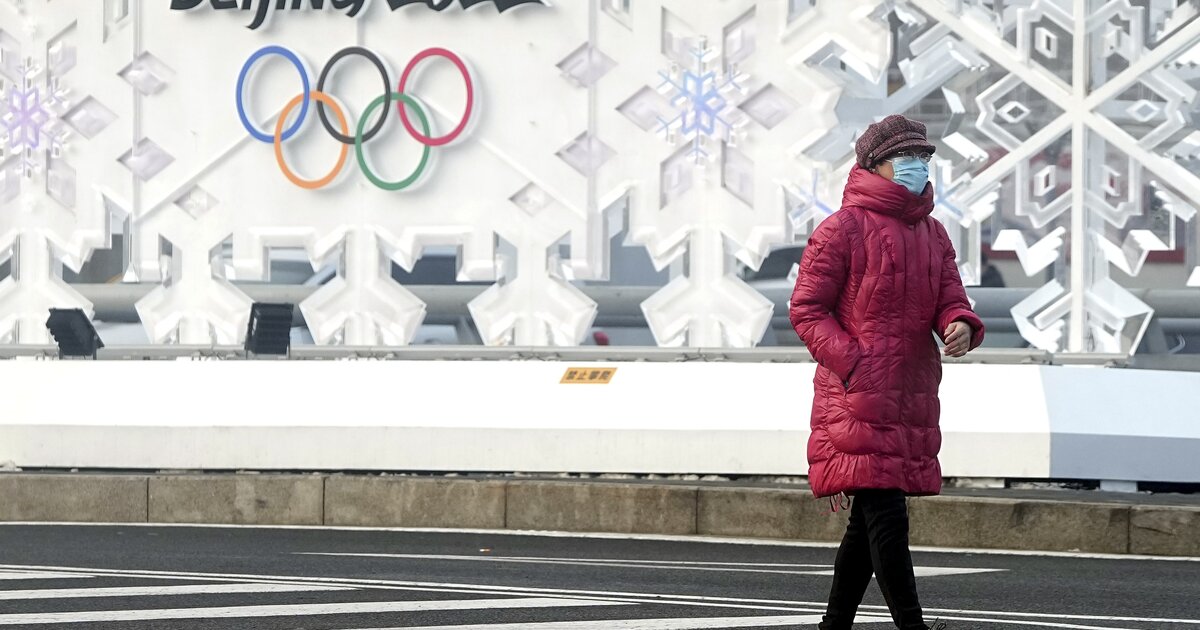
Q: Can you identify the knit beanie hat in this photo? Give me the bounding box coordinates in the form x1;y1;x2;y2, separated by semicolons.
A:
855;114;937;169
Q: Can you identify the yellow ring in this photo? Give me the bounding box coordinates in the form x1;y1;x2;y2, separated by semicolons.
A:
274;91;349;190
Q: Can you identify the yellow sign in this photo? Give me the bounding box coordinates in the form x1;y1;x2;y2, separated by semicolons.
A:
561;367;617;384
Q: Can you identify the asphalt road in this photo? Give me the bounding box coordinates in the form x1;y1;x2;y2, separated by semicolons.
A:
0;524;1195;629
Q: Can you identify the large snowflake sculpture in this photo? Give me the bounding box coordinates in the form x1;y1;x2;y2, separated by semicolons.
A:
893;0;1200;354
0;5;131;344
592;1;816;347
1;0;1196;353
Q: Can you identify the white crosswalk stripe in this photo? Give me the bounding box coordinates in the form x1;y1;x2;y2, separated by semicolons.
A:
339;614;896;629
0;566;885;630
0;582;350;600
806;566;1003;577
4;562;1157;630
299;553;1005;578
0;596;624;625
0;570;94;580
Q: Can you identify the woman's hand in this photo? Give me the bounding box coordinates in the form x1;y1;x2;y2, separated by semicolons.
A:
943;321;973;358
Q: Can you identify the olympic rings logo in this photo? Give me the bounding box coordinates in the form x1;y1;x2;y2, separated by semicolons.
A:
235;45;476;191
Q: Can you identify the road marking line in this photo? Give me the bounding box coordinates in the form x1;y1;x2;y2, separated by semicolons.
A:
337;555;833;568
3;522;1196;562
803;567;1004;578
339;614;895;629
298;553;833;576
0;564;1195;626
914;567;1002;577
0;565;820;616
0;571;94;581
299;553;1001;578
919;615;1140;630
0;597;624;625
0;583;350;600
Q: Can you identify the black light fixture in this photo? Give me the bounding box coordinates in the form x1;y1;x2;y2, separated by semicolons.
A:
244;302;294;356
46;308;104;359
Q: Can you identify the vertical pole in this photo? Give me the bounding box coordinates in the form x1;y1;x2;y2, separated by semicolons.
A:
584;0;606;283
1068;0;1088;352
588;0;598;222
132;0;142;283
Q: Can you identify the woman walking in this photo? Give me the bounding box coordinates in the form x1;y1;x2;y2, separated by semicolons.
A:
789;115;984;630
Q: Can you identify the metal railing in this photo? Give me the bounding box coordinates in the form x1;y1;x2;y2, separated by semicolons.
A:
0;342;1172;367
6;284;1195;366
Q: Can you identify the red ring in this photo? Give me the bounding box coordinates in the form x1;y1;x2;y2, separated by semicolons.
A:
397;47;474;147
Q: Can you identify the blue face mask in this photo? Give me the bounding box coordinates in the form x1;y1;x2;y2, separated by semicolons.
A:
890;157;929;195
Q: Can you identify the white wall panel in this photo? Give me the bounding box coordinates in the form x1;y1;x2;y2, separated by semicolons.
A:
0;360;1055;478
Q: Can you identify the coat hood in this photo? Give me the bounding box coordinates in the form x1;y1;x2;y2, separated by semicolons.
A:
842;163;935;225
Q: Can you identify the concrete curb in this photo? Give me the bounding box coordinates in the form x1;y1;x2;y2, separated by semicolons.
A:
148;475;323;526
0;474;147;523
1129;506;1200;556
908;495;1131;554
506;480;696;534
697;487;848;541
325;476;506;529
1;474;1197;557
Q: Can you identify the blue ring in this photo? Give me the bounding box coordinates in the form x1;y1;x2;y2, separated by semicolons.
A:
236;46;310;143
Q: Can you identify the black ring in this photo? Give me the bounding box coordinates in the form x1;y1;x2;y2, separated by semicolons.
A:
316;47;390;145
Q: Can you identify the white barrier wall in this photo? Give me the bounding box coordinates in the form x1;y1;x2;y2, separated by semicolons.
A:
2;360;1195;482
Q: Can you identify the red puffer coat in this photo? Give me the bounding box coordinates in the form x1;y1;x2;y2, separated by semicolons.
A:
789;164;984;498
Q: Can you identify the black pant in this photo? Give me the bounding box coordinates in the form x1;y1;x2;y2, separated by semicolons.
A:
818;489;925;630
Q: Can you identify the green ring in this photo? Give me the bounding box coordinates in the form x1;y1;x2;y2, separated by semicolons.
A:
356;92;432;191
